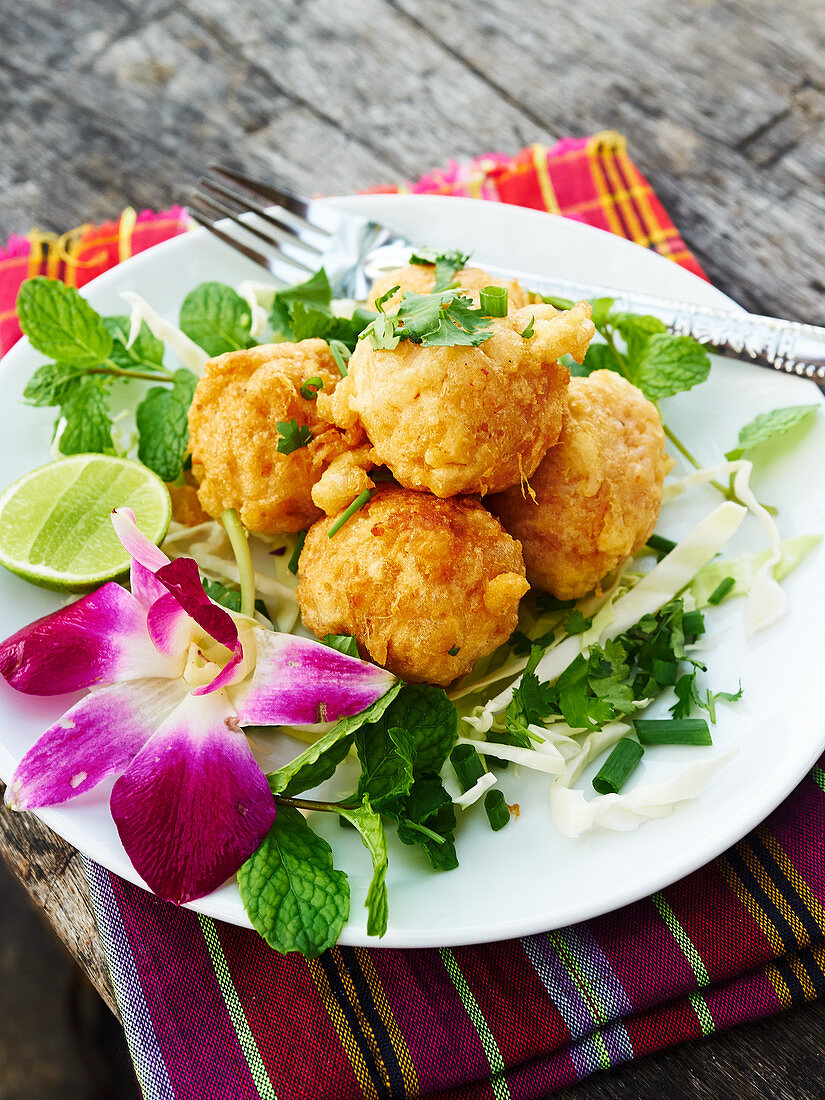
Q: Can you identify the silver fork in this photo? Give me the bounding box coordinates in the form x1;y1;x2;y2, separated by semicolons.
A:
190;166;825;385
189;166;412;300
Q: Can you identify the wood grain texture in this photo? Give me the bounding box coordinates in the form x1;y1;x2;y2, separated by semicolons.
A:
2;0;825;1096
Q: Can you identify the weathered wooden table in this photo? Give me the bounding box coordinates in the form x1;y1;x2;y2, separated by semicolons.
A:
2;0;825;1095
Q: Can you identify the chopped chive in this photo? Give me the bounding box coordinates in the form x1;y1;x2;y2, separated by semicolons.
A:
646;533;677;558
484;789;510;831
520;315;535;339
327;489;373;539
682;610;705;637
652;658;680;685
300;376;323;400
634;718;711;745
287;530;307;575
708;576;735;605
451;744;486;792
479;285;508;317
592;739;644;795
328;339;351;376
448;644;461;656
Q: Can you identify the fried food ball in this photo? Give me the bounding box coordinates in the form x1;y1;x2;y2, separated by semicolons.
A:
188;341;362;535
488;370;670;600
367;263;530;311
296;484;529;685
318;302;594;498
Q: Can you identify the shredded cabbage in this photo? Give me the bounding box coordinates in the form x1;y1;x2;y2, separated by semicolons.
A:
690;534;822;608
453;772;498;808
120;291;209;374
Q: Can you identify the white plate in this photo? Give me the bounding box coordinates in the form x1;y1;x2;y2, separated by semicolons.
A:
0;195;823;948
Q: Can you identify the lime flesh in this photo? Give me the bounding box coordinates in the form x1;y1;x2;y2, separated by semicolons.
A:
0;454;172;591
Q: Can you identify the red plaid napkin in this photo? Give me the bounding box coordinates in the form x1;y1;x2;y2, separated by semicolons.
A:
5;133;825;1100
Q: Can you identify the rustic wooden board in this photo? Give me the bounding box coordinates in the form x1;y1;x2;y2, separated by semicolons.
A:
2;0;825;1095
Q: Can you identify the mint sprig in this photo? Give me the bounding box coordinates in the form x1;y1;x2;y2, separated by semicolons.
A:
726;404;818;461
179;282;253;356
136;369;199;481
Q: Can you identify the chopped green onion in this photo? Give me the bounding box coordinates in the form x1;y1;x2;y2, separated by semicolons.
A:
707;576;735;605
287;530;307;575
479;285;509;317
484;789;510;831
682;610;705;637
328;339;351;376
300;376;323;400
448;645;461;656
652;659;680;685
327;489;373;539
520;315;535;339
634;718;712;745
219;508;256;618
592;739;644;795
451;744;486;792
646;533;677;558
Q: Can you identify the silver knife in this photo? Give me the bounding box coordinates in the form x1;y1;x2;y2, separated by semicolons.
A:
480;266;825;386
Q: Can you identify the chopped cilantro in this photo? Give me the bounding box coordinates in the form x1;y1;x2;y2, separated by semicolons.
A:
361;288;494;351
448;645;461;656
409;247;471;292
276;418;313;454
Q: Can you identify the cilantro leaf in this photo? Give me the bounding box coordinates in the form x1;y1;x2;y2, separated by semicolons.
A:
23;362;84;407
103;315;165;371
321;633;360;658
17;277;113;367
238;806;349;957
276;419;313;454
355;723;415;810
269;269;333;337
290;302;371;348
562;609;593;635
409;247;472;292
633;334;711;400
58;379;115;454
725;405;818;461
269;683;403;797
136;368;198;481
332;800;388;937
179;282;253;356
363;289;493;350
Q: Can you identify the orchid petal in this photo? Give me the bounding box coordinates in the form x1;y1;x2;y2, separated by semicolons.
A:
153;556;244;694
6;678;189;810
0;583;182;695
147;593;196;657
235;630;396;727
110;690;276;904
111;507;170;608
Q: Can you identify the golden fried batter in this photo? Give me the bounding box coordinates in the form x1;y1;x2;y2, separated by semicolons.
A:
489;370;670;599
296;484;529;685
367;263;530;311
318;302;594;498
188;341;361;535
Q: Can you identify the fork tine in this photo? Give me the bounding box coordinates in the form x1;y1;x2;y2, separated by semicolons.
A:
197;178;324;256
206;166;331;236
191;190;317;274
188;201;293;285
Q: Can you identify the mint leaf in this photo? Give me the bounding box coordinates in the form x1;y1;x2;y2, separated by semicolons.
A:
276;418;313;454
573;343;616;377
136;368;198;481
589;297;614;329
393;775;458;871
370;684;458;776
269;269;334;337
611;312;667;365
321;633;360;658
725;404;818;461
290;302;372;348
238;807;349;956
269;682;403;797
17;277;113;367
179;282;253;356
333;799;388;937
103;315;165;371
23;362;84;407
633;334;711;400
409;248;472;292
58;379;114;454
355;723;415;809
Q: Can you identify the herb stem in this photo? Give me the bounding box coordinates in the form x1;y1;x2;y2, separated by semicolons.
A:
273;794;355;813
220;508;256;618
602;329;631;379
86;359;176;383
663;423;778;515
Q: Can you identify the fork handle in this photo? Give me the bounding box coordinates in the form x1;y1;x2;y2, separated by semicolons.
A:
486;270;825;385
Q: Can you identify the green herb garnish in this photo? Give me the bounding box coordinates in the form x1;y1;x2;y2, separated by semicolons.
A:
479;285;508;317
327;488;373;538
592;739;644;795
276;418;313;455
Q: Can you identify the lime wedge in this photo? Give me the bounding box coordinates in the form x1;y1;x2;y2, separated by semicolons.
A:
0;454;172;592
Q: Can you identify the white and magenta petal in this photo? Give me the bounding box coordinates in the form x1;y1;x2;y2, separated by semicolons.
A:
0;583;182;696
234;629;396;727
147;593;197;657
110;689;276;905
153;557;244;693
6;677;189;810
111;507;170;608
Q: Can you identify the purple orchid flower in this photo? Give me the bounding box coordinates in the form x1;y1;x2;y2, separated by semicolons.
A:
0;509;394;905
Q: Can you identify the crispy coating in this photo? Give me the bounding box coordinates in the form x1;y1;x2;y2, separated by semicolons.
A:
367;263;530;311
296;484;529;685
188;341;361;535
489;370;669;599
318;302;594;497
